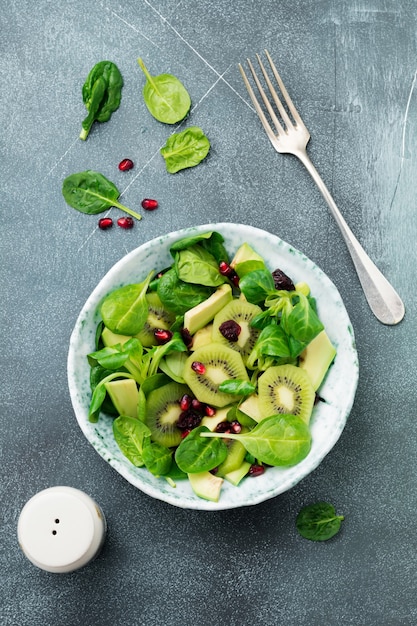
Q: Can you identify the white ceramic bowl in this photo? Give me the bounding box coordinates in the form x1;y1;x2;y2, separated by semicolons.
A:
68;223;358;510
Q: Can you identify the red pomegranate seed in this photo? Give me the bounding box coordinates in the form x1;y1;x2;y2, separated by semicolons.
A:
219;261;233;277
191;398;203;411
191;361;206;375
117;216;134;229
98;217;113;230
181;429;191;439
215;422;231;433
118;158;134;171
204;405;216;417
141;198;159;211
230;420;242;433
181;328;193;349
249;464;265;477
154;329;173;344
180;394;192;411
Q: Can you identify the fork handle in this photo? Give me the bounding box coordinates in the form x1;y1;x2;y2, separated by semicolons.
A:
295;150;405;325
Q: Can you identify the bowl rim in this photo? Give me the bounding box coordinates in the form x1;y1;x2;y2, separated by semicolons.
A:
67;222;359;510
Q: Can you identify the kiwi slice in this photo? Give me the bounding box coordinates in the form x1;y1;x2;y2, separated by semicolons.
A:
212;300;262;363
136;292;175;347
145;381;189;447
183;344;249;408
257;364;315;424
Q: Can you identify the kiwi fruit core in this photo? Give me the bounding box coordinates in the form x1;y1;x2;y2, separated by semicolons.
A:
258;364;315;424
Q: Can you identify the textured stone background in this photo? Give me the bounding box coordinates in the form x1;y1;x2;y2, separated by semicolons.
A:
1;1;416;624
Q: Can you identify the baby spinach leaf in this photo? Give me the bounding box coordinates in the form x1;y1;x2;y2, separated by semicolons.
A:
201;414;311;467
62;170;142;220
157;268;213;314
113;415;151;467
100;270;154;335
138;58;191;124
282;293;324;348
239;269;276;304
170;231;215;253
142;438;173;476
175;426;228;473
160;126;210;173
80;61;123;140
247;325;291;370
218;380;256;397
175;245;225;287
296;502;344;541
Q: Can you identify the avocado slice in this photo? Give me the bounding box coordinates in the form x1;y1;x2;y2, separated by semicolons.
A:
230;243;266;277
238;394;264;422
190;324;213;350
216;438;247;478
188;471;224;502
104;378;139;419
299;330;337;390
224;460;251;486
183;283;233;335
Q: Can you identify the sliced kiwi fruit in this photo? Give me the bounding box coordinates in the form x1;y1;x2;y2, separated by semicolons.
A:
183;344;249;408
212;300;262;364
145;381;189;447
136;292;175;347
257;364;315;424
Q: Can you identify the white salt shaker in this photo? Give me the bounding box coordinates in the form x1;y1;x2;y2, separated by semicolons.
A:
17;486;107;573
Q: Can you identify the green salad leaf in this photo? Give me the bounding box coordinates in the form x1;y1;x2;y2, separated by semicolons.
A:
175;426;228;473
138;58;191;124
175;245;225;287
113;415;151;467
296;502;344;541
100;271;154;335
160;127;210;173
62;170;142;221
201;414;311;467
80;61;123;140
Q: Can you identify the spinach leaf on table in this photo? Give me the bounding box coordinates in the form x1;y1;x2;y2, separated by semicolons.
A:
62;170;142;220
80;61;123;140
296;502;344;541
201;414;311;467
137;58;191;124
160;126;210;173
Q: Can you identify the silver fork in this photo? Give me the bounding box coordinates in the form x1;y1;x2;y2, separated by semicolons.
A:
239;50;405;325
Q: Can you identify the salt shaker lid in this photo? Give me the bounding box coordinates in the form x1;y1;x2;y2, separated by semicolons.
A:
17;486;106;573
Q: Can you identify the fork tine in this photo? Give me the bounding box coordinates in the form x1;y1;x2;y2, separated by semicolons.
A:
264;49;305;128
238;61;285;141
255;54;293;130
246;58;286;136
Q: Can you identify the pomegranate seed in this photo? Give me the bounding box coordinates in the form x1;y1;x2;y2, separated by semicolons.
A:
191;361;206;375
249;464;265;477
191;398;203;411
141;198;159;211
219;320;241;342
181;429;191;439
98;217;113;230
118;158;134;171
117;217;134;229
215;422;231;433
180;394;192;411
219;261;233;277
230;420;242;433
154;328;173;344
204;405;216;417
